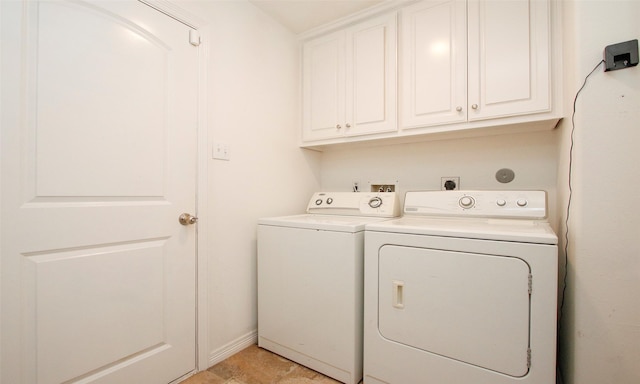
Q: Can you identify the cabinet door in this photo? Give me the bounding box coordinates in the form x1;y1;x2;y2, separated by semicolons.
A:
302;31;346;141
467;0;550;120
345;12;397;137
400;0;467;129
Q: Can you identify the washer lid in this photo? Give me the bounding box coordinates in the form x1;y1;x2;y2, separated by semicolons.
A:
366;216;558;244
258;214;392;233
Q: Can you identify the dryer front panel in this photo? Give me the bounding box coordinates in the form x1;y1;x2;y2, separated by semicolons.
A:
378;245;531;377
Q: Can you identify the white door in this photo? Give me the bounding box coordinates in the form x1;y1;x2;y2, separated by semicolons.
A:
1;1;199;383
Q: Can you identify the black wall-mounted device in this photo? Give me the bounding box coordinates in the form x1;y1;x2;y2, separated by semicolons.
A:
604;39;638;72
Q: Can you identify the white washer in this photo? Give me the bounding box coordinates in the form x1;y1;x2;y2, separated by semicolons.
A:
364;190;558;384
258;192;399;384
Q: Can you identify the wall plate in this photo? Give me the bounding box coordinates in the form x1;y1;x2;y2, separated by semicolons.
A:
496;168;515;184
604;39;639;72
441;177;460;191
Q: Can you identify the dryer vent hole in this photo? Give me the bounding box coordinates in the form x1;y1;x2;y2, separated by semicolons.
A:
496;169;515;184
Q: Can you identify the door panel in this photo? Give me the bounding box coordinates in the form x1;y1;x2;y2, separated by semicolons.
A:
1;1;198;383
378;245;531;377
480;0;530;105
346;12;397;137
35;0;168;197
352;26;385;125
29;240;166;384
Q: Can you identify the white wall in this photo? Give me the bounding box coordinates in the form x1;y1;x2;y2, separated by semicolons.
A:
179;1;640;381
558;1;640;383
176;0;322;365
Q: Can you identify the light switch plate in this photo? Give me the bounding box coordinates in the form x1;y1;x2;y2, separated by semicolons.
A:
212;142;230;161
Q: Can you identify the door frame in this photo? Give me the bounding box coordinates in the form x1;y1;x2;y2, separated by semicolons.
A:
139;0;211;376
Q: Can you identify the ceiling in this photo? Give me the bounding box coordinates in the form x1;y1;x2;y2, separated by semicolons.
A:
248;0;385;34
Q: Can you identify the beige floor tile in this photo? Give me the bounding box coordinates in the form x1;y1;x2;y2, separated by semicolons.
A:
180;371;227;384
183;344;346;384
208;345;297;384
280;364;341;384
224;379;247;384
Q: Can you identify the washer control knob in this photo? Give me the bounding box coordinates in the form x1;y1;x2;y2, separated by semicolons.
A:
315;199;323;205
326;198;333;205
368;197;383;208
496;199;507;207
517;199;528;207
459;196;475;208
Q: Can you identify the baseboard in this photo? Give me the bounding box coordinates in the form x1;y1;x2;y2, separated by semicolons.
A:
207;329;258;368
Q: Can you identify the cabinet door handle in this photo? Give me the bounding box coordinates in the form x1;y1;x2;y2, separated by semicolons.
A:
456;106;462;112
346;123;351;128
336;124;342;129
471;104;478;110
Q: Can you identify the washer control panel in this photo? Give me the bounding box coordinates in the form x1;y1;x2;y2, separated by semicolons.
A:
307;192;400;217
404;190;548;219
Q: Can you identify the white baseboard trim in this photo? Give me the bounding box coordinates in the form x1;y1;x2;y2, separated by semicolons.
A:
207;329;258;368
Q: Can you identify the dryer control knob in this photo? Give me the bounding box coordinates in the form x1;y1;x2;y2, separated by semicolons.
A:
517;199;528;207
496;199;507;207
326;198;333;205
315;199;323;205
368;197;383;208
459;196;475;208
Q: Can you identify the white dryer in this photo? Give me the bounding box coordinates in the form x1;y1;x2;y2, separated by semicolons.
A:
258;192;399;384
363;190;557;384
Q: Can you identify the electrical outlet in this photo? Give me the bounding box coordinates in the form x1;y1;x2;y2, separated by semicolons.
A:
441;177;460;191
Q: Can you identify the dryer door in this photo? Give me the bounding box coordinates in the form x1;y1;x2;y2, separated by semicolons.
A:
378;245;531;377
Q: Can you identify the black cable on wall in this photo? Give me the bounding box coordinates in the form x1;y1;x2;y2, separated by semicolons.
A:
557;59;604;384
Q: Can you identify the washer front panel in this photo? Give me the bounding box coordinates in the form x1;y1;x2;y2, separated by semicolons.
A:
378;245;531;377
258;224;365;383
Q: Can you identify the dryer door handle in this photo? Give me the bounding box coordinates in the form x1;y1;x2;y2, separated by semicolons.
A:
392;281;405;309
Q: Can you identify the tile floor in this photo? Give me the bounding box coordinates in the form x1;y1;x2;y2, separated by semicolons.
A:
180;345;342;384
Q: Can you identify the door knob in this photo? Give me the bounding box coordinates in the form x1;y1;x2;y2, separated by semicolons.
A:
179;213;198;225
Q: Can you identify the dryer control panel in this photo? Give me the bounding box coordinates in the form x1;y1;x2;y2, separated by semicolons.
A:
307;192;400;218
404;190;548;219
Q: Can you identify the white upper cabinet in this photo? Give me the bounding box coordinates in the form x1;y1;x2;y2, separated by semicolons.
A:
401;0;552;130
303;32;345;141
301;0;560;148
400;0;467;128
467;0;550;121
302;12;397;142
